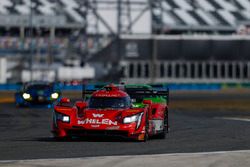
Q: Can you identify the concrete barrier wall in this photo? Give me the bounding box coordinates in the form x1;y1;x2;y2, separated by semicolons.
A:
1;83;250;91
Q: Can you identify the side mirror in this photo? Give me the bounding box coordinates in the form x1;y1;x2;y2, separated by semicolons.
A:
143;99;152;105
60;97;70;104
75;101;88;109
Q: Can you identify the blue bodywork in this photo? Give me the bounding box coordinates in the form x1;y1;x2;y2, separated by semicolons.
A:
15;82;61;108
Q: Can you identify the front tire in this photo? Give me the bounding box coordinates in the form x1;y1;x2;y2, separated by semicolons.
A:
54;136;71;141
138;113;149;142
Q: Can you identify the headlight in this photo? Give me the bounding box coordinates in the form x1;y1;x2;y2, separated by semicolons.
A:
51;93;59;99
123;113;143;124
123;113;144;129
123;115;139;123
62;116;70;122
55;112;70;123
22;93;31;99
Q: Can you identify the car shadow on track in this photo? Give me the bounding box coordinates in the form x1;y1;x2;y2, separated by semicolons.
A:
19;136;142;143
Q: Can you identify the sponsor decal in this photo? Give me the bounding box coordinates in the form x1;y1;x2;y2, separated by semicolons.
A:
92;113;104;118
106;126;120;130
152;120;164;131
78;119;118;126
95;93;121;97
125;42;139;58
91;125;100;128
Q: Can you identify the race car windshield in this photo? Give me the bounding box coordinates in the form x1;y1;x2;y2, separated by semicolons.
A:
88;97;131;109
26;85;52;91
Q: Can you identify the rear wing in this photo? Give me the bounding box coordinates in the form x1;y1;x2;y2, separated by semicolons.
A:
124;84;167;90
82;83;126;99
125;88;170;105
82;84;119;100
82;84;106;100
149;84;168;90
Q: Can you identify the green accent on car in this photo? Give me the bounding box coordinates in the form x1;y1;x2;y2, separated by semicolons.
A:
125;84;168;108
125;84;152;89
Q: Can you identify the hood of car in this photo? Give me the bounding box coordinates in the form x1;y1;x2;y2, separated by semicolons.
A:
26;89;53;96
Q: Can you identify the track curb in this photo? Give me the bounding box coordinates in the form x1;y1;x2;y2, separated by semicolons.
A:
0;150;250;167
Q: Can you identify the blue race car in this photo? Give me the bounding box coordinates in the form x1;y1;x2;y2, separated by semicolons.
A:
15;82;61;107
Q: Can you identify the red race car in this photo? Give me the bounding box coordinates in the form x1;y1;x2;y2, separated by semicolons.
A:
51;84;169;141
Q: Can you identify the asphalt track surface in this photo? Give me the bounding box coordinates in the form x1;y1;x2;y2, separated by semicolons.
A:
0;92;250;160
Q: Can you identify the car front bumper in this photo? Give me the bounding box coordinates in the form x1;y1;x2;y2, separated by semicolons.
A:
52;121;145;140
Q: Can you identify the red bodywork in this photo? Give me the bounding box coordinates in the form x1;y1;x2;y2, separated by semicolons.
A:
52;84;168;141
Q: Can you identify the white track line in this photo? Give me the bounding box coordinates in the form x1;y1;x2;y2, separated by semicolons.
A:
216;117;250;122
0;151;250;167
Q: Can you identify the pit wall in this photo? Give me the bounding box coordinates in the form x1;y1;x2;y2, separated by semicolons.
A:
1;83;250;91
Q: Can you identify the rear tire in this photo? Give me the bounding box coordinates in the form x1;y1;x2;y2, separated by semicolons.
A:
158;130;166;139
143;121;149;142
158;109;168;139
166;109;169;133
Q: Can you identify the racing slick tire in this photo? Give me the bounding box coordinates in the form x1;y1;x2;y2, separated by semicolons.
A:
137;113;149;142
157;109;168;139
52;129;71;141
53;136;71;141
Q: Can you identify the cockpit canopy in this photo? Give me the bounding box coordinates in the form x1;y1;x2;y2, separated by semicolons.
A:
88;96;131;109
